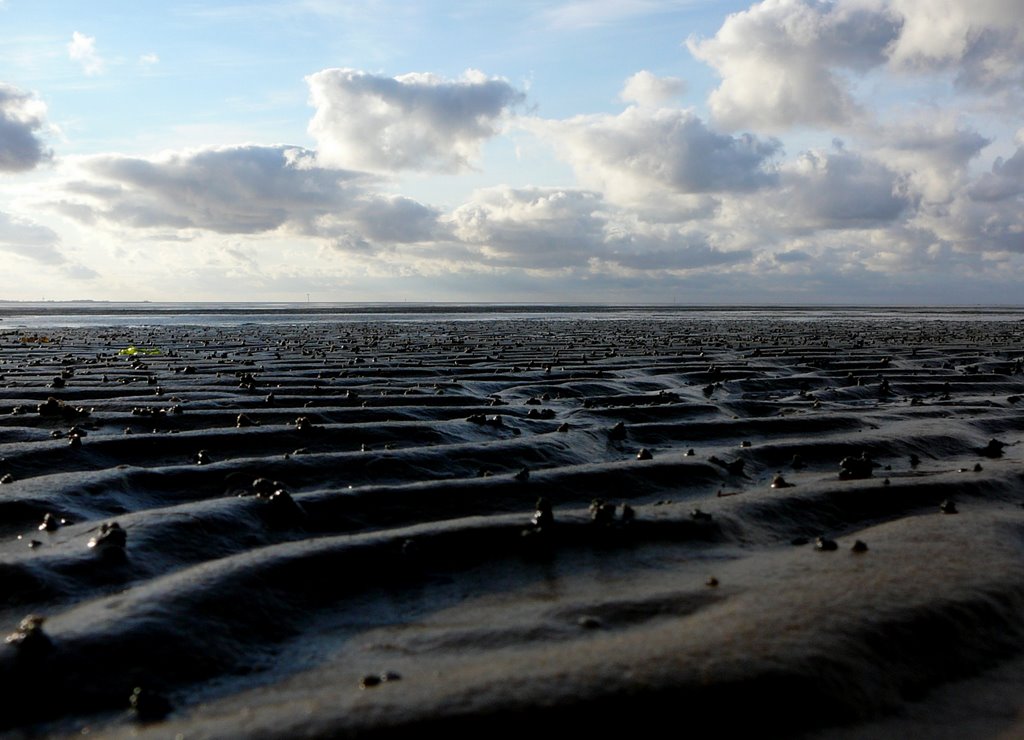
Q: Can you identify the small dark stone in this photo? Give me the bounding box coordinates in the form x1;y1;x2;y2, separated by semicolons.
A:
556;422;570;433
578;615;602;629
251;477;284;496
1;473;14;484
978;439;1006;458
130;686;172;722
88;521;126;556
815;536;838;551
590;499;616;524
839;453;873;480
709;455;746;475
851;540;869;553
608;422;626;441
194;449;212;465
4;614;51;656
621;503;635;523
38;513;61;532
705;576;719;587
264;489;305;523
690;508;712;522
940;499;958;514
973;463;983;472
360;674;382;689
636;447;653;460
909;453;921;467
531;497;553;527
770;474;792;489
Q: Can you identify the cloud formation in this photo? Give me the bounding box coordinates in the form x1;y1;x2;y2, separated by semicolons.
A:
57;145;439;246
449;186;608;268
690;0;1024;131
0;212;64;264
619;70;686;106
776;148;913;230
887;0;1024;93
969;144;1024;203
307;68;524;173
68;31;105;76
689;0;899;130
0;83;51;172
528;105;780;214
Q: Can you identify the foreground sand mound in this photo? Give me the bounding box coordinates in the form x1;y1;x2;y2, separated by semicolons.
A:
0;313;1022;737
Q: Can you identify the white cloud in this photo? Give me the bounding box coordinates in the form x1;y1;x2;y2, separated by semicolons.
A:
139;52;159;66
306;68;524;173
887;0;1024;93
0;83;51;172
526;105;780;215
688;0;899;130
689;0;1024;131
619;70;686;106
68;31;105;76
866;117;991;204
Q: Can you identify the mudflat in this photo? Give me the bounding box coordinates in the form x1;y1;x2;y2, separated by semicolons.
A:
1;311;1023;738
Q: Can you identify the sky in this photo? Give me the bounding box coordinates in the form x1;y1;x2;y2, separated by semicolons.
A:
0;0;1022;304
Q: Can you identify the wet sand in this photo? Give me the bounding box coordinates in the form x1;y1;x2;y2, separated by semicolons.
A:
1;313;1023;737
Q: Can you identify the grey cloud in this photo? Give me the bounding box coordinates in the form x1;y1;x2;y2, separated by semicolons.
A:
605;243;751;271
348;195;442;243
880;124;991;169
773;249;812;263
449;187;608;268
80;145;365;233
969;146;1024;202
307;68;524;173
0;83;51;172
61;263;100;280
448;185;752;273
779;150;912;229
58;145;440;245
0;212;64;264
